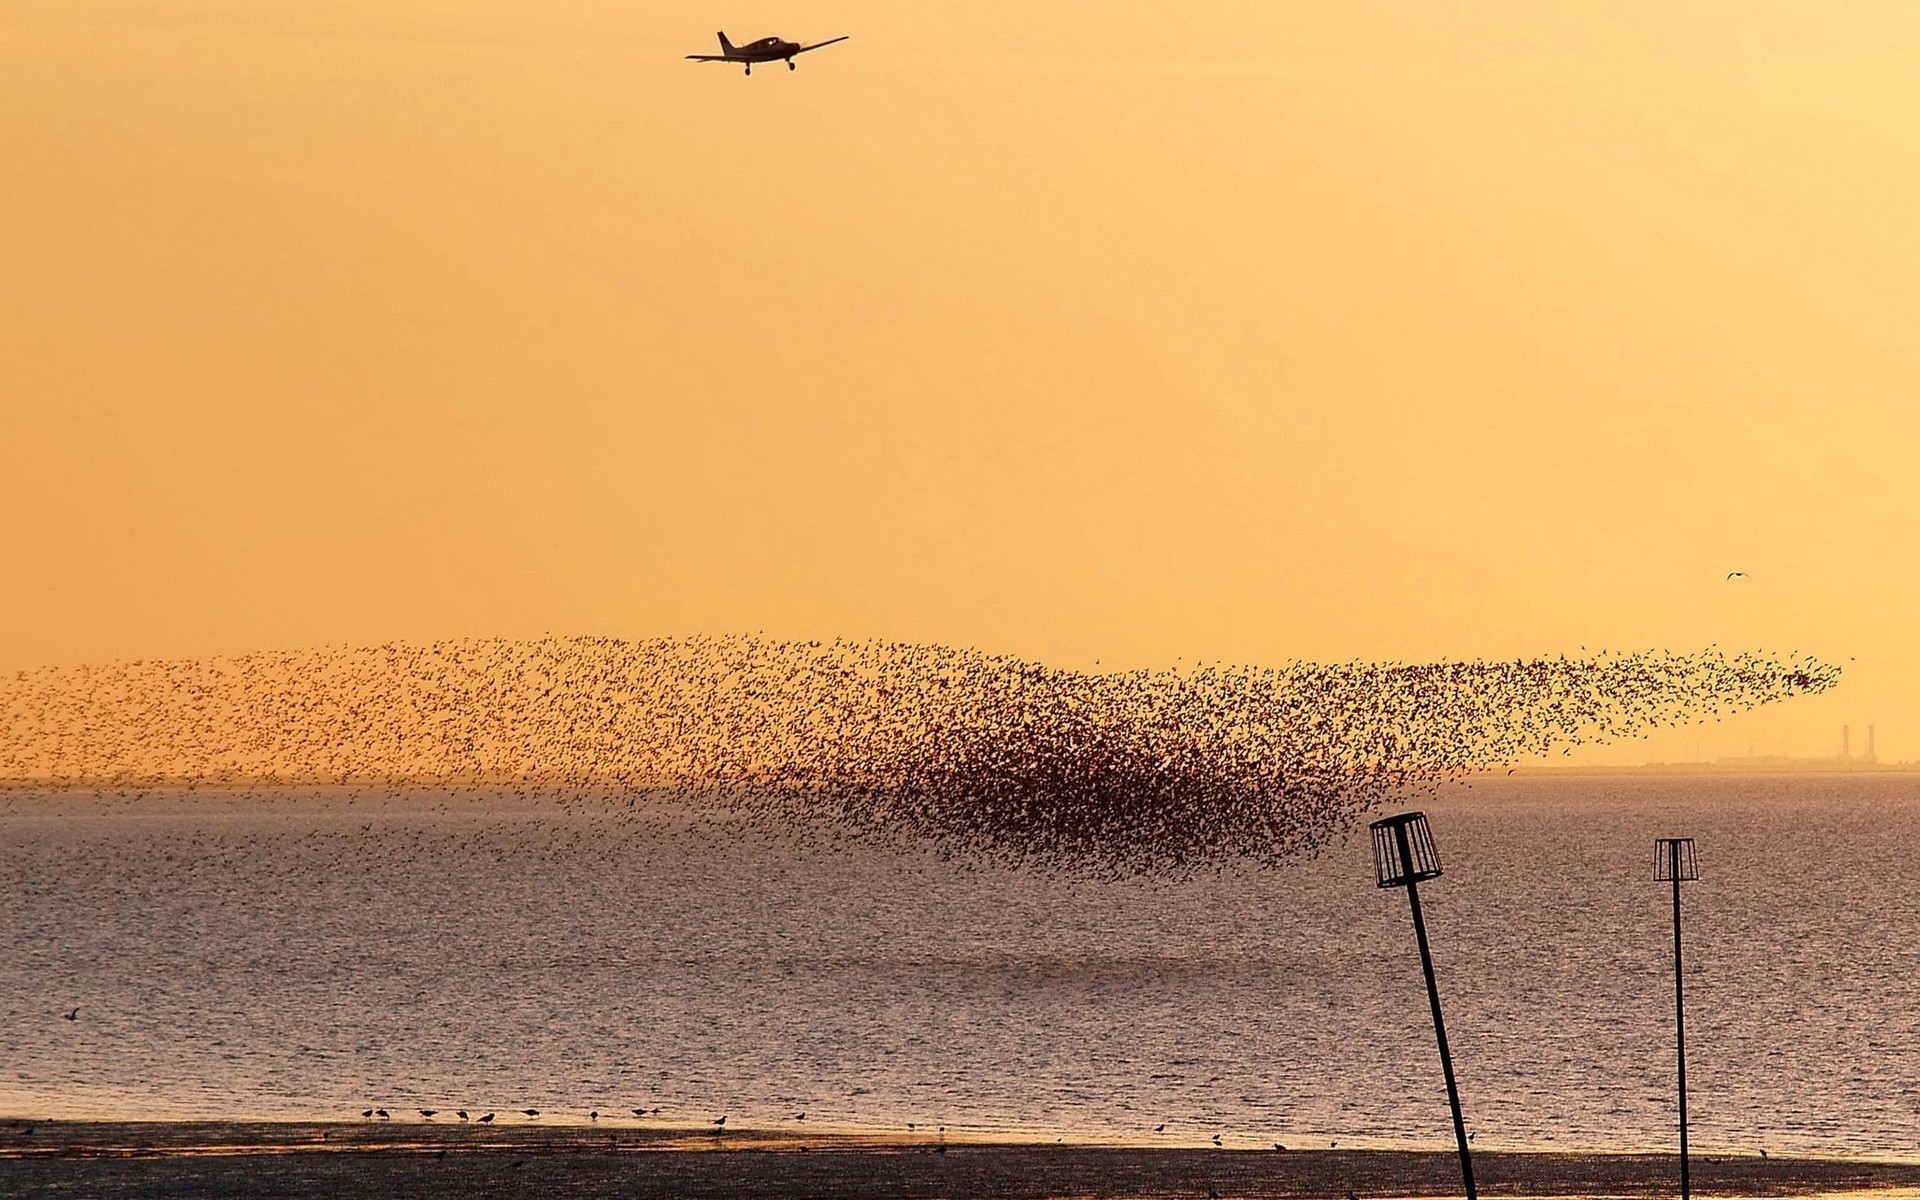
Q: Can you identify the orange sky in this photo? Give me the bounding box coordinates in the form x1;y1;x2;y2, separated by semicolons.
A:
3;3;1917;764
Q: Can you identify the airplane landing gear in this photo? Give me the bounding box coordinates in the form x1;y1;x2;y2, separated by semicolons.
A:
787;59;796;70
744;64;752;76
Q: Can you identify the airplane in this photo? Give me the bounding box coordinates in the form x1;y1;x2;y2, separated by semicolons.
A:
686;32;849;75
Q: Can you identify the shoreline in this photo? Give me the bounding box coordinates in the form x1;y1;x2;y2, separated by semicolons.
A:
6;1121;1920;1200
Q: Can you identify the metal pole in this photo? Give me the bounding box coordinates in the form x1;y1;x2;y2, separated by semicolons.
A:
1672;858;1691;1200
1398;826;1476;1200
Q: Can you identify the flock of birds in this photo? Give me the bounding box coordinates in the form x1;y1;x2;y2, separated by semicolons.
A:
359;1106;668;1124
343;1104;1300;1151
0;635;1837;875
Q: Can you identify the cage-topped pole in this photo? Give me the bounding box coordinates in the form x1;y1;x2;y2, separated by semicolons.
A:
1371;812;1476;1200
1655;837;1699;1200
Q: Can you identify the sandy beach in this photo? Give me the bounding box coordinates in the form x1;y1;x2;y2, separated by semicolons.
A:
4;1120;1918;1200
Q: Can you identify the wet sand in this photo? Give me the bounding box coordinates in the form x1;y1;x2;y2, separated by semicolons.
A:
3;1121;1918;1199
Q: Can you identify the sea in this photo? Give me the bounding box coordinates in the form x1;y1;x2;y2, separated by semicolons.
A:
2;774;1917;1158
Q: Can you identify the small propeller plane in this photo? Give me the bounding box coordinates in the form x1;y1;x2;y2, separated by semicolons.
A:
687;32;850;75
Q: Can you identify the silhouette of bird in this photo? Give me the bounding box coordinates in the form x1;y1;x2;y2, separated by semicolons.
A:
478;1113;494;1124
1727;571;1749;580
456;1111;469;1121
713;1115;727;1127
1154;1124;1165;1133
418;1110;437;1119
61;1007;78;1021
521;1109;539;1118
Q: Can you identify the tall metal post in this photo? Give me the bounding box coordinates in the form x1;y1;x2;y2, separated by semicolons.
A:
1372;812;1476;1200
1398;824;1477;1200
1654;837;1699;1200
1670;851;1690;1200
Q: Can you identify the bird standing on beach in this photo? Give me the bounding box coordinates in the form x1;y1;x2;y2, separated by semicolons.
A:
61;1007;78;1021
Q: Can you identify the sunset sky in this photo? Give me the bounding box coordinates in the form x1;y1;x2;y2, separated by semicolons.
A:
4;2;1916;764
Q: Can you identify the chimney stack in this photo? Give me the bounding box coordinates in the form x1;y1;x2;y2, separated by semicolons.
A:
1843;725;1852;761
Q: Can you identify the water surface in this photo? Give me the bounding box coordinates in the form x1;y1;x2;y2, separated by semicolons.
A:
2;774;1916;1157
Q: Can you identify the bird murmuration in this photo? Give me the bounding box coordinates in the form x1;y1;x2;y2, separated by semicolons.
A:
0;637;1839;876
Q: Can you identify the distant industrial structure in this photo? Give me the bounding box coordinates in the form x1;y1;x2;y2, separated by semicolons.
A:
1844;723;1879;764
1520;724;1912;775
1710;723;1887;772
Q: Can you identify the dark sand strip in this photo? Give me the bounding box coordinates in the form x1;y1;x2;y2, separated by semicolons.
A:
3;1121;1916;1199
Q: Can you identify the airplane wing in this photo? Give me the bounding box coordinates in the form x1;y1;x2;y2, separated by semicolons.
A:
686;54;734;61
793;36;850;54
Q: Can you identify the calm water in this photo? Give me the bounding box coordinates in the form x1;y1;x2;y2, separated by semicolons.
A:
2;775;1918;1157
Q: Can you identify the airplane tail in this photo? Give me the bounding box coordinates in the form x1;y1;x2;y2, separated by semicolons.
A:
717;31;736;55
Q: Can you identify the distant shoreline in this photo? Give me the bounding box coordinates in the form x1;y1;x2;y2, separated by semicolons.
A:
1498;764;1920;777
4;1120;1919;1199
